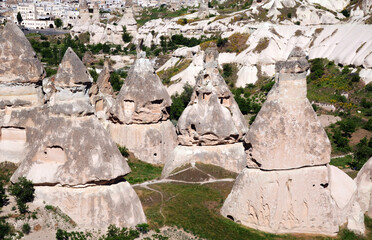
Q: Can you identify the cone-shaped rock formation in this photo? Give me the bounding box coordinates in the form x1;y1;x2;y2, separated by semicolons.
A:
108;52;177;165
221;48;365;236
11;48;146;229
246;48;331;170
90;59;114;120
355;157;372;218
0;22;45;83
162;48;248;177
177;48;248;146
0;22;45;163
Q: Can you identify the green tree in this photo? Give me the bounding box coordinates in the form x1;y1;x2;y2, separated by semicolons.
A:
122;26;133;43
170;84;193;120
9;177;35;214
0;182;8;208
54;18;63;28
17;12;23;24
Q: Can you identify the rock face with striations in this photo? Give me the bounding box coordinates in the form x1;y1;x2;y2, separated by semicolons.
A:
90;59;115;121
162;49;248;177
108;52;177;165
355;157;372;218
0;22;45;163
11;48;146;229
221;48;365;236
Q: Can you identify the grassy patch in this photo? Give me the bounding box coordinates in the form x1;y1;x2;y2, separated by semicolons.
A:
157;58;192;86
253;37;269;53
330;155;353;168
137;182;372;240
125;155;163;184
0;162;18;185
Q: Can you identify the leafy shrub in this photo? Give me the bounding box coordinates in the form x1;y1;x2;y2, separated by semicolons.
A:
45;68;57;77
110;72;124;92
341;9;350;18
103;224;140;240
0;219;11;239
216;37;228;47
118;146;129;158
261;81;275;92
56;229;89;240
0;182;8;208
89;68;98;82
222;64;233;78
22;223;31;234
9;177;35;214
135;223;149;234
122;26;133;43
351;137;372;170
338;117;361;137
332;129;350;152
364;119;372;131
170;84;193;121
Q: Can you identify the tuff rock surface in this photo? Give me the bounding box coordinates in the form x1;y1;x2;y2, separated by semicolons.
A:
355;157;372;218
109;53;171;124
10;48;146;229
177;49;248;146
90;59;114;121
108;53;177;164
162;49;248;177
221;48;365;236
0;22;45;163
245;48;331;170
0;22;45;84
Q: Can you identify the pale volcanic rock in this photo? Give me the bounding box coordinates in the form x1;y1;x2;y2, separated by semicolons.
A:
108;53;177;165
96;61;114;95
245;48;331;170
221;48;364;236
355;157;372;217
0;22;45;84
90;59;115;121
0;22;45;163
109;53;172;125
48;48;94;117
221;166;340;235
54;47;92;88
10;115;130;186
33;182;146;228
108;120;177;165
177;49;248;146
10;48;146;229
161;143;246;178
162;49;248;177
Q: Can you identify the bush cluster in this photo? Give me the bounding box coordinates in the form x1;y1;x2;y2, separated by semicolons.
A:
9;177;35;214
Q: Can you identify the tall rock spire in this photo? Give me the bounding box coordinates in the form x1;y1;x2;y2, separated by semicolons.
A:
221;48;365;236
109;53;171;124
177;48;248;146
0;22;45;83
245;47;330;170
161;48;248;177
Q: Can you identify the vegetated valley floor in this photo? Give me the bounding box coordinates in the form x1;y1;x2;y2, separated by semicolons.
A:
127;159;372;240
